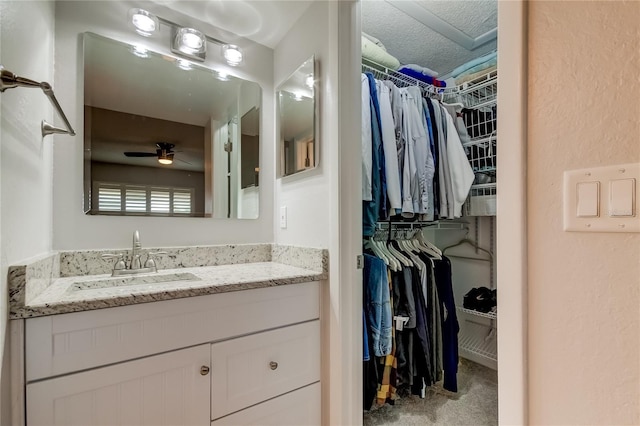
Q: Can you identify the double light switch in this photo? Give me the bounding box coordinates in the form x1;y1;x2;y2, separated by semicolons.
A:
564;163;639;232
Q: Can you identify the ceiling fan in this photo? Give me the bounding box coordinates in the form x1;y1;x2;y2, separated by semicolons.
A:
124;142;188;165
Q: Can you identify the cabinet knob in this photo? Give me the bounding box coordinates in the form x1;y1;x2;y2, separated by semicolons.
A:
200;365;210;376
269;361;278;370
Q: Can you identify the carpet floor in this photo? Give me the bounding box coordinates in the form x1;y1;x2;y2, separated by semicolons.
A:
363;359;498;426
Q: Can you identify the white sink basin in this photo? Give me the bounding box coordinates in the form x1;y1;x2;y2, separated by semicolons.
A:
69;272;201;291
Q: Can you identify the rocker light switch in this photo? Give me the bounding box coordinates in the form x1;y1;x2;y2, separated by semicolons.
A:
609;179;635;217
576;181;599;217
564;163;640;232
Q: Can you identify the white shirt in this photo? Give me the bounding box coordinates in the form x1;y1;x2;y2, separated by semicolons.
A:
443;110;475;217
376;80;402;212
362;74;372;201
403;87;434;217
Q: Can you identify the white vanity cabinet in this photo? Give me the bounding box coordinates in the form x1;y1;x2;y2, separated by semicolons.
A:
23;282;321;426
27;345;211;426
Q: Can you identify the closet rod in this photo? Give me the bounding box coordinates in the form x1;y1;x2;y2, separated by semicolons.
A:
0;65;76;137
375;221;466;230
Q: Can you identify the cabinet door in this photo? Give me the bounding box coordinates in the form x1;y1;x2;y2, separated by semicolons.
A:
27;345;210;426
211;383;321;426
211;320;320;420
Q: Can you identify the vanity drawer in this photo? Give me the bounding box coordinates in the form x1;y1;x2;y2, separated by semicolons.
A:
211;320;320;421
211;382;321;426
26;282;319;382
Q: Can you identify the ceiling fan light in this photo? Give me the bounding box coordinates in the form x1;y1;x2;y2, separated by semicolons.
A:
158;155;173;165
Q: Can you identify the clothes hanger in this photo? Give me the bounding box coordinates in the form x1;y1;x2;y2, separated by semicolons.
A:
373;228;402;271
441;237;494;262
415;232;443;258
363;238;390;267
386;231;413;267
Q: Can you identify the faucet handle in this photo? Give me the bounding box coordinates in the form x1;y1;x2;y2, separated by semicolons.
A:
102;253;126;270
144;251;167;270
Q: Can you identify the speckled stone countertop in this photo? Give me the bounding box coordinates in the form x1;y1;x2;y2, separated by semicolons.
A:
9;244;328;319
12;262;324;318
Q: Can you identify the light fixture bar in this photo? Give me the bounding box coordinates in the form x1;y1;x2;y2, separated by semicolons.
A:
151;15;242;65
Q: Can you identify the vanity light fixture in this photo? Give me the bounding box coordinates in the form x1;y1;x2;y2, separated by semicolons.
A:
222;44;243;66
129;8;159;37
128;8;244;66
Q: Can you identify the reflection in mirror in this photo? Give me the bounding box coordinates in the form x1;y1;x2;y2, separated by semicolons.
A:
83;33;261;219
277;56;315;177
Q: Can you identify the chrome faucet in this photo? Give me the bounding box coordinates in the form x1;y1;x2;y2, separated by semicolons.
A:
102;231;166;277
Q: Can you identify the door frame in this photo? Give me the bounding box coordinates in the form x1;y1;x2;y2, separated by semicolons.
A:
333;0;529;424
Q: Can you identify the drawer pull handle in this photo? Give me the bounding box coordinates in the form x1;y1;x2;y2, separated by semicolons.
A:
200;366;210;376
269;361;278;370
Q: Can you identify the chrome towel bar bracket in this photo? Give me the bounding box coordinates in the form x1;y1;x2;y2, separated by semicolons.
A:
0;65;76;137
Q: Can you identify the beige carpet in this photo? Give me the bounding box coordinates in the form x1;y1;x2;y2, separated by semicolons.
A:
363;359;498;426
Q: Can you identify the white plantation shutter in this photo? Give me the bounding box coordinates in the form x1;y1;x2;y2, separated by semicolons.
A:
150;190;171;213
96;182;193;215
98;186;122;211
173;191;192;214
125;188;147;212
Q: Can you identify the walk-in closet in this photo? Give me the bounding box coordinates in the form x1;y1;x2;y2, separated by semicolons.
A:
360;1;498;424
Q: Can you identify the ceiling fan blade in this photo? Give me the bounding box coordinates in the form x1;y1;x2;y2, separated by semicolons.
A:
124;152;157;157
175;157;193;165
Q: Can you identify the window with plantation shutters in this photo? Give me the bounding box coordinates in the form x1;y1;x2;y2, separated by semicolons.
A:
95;182;194;216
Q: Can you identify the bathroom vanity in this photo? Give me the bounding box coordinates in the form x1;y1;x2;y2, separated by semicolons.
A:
10;244;326;426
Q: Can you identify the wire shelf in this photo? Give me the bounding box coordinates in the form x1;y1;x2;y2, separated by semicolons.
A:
464;183;497;217
458;320;497;361
457;306;497;320
464;134;496;173
361;58;443;96
442;70;498;109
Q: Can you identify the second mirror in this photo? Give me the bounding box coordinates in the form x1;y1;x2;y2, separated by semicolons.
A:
278;56;316;177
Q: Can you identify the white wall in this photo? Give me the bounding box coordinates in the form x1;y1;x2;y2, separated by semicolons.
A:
274;3;363;425
0;1;56;422
53;1;274;250
274;1;331;249
528;2;640;424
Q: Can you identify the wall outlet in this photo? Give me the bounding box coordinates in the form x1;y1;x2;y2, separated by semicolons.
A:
280;206;287;229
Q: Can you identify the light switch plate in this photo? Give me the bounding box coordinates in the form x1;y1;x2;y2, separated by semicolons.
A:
564;163;640;233
280;206;287;229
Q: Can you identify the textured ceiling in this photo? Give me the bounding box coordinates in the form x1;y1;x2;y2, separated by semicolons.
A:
362;0;497;76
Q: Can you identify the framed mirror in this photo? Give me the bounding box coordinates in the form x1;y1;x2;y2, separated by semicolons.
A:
83;32;261;219
277;56;316;177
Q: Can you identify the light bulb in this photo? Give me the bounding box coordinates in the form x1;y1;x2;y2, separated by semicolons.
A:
223;44;243;66
176;28;205;54
129;9;158;37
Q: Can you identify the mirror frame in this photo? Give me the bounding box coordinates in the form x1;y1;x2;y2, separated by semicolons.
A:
277;55;319;178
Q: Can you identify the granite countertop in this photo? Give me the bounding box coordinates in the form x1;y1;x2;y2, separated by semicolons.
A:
12;261;325;319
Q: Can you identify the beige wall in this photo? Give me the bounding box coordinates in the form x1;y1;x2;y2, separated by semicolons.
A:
528;1;640;424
